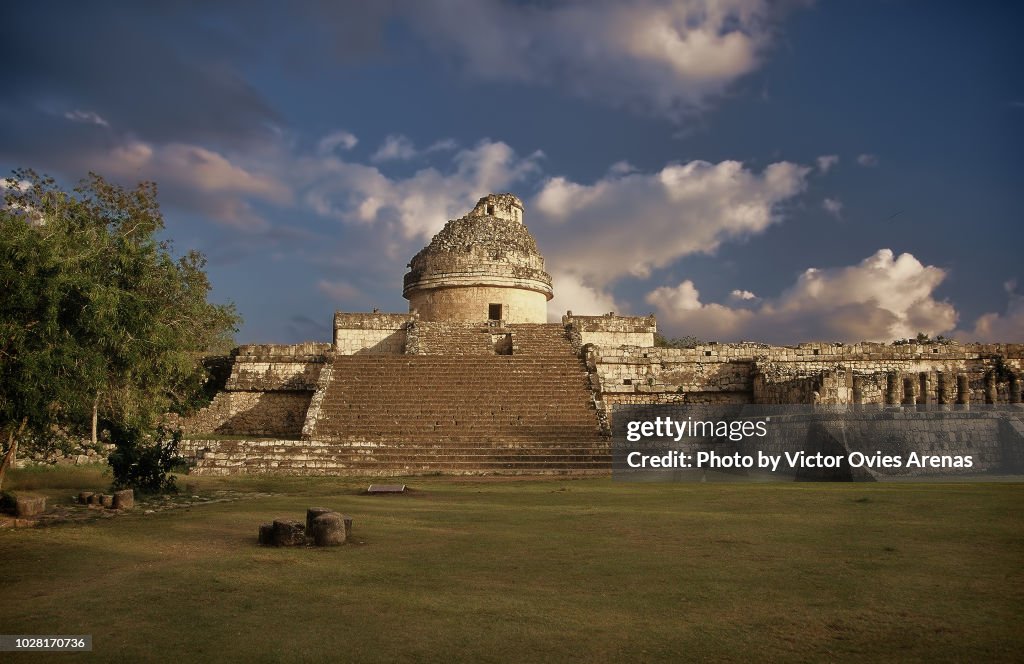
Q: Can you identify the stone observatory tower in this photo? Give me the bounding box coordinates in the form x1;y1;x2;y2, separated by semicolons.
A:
403;193;553;323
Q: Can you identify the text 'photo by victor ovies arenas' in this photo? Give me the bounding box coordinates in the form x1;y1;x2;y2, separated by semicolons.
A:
1;2;1021;663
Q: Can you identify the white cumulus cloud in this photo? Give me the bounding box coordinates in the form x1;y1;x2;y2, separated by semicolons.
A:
371;134;418;162
822;197;842;218
816;154;838;173
405;0;805;120
100;141;290;202
646;249;959;343
317;130;359;155
956;280;1024;342
89;139;292;231
298;136;544;240
369;135;459;163
532;159;810;287
547;271;621;322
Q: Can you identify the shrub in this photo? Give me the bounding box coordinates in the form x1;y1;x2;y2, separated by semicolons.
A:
0;491;15;514
654;333;704;349
107;424;180;494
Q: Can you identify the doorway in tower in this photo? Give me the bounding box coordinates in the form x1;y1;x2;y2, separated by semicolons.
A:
488;303;503;321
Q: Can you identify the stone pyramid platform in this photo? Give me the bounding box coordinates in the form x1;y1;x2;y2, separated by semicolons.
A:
188;323;610;476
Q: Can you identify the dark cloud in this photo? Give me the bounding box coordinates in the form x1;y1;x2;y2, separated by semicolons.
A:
0;1;394;150
1;7;274;148
285;315;332;343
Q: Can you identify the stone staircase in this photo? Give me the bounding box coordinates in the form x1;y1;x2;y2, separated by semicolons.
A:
191;439;610;476
414;321;496;355
190;323;610;476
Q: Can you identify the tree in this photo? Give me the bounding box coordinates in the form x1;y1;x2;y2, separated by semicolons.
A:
0;170;240;490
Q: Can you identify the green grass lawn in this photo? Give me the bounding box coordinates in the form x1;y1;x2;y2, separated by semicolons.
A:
1;467;1022;663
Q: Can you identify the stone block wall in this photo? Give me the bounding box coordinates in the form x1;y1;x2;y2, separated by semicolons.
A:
586;335;1024;422
747;344;1024;406
589;345;755;395
170;343;329;439
228;346;329;391
176;391;313;438
333;312;411;354
565;313;656;349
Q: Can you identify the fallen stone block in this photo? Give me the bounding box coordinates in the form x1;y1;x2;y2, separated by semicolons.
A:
15;495;46;517
100;495;114;509
87;494;102;506
78;492;94;505
113;489;134;510
306;507;334;533
258;523;275;546
310;513;346;546
271;519;305;546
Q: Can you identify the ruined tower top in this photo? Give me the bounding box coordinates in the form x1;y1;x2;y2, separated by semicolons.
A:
467;193;525;224
402;193;553;323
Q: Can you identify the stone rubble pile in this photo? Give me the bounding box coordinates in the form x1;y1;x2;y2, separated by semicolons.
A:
77;489;134;510
258;507;353;547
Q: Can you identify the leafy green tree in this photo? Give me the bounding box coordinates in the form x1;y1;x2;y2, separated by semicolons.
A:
0;170;239;490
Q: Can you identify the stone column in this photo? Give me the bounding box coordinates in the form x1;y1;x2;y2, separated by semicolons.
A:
886;372;900;405
852;375;864;406
1010;372;1021;404
917;372;929;406
984;371;997;404
936;372;949;405
902;376;916;405
956;374;970;405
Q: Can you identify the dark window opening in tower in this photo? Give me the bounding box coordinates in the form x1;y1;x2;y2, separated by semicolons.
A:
489;303;502;320
486;204;495;215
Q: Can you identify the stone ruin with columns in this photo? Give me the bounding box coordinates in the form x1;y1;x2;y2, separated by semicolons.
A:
172;193;1024;476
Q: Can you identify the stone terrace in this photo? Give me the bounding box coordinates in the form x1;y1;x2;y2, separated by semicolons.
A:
189;324;610;475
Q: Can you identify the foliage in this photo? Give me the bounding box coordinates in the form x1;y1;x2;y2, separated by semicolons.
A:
0;491;14;513
654;333;704;349
0;169;239;490
170;354;234;417
107;424;180;494
892;332;954;346
985;354;1011;382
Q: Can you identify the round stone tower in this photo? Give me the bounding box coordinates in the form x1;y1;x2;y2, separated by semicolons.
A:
403;193;553;323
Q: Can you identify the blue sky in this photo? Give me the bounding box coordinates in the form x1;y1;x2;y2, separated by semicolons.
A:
2;1;1022;344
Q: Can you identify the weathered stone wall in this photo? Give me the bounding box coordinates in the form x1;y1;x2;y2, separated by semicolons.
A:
753;365;850;405
228;359;326;391
333;312;411;354
235;342;330;360
170;342;328;438
588;338;1024;422
173;391;313;438
565;313;656;349
408;285;548;323
747;344;1024;406
589;345;755;395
